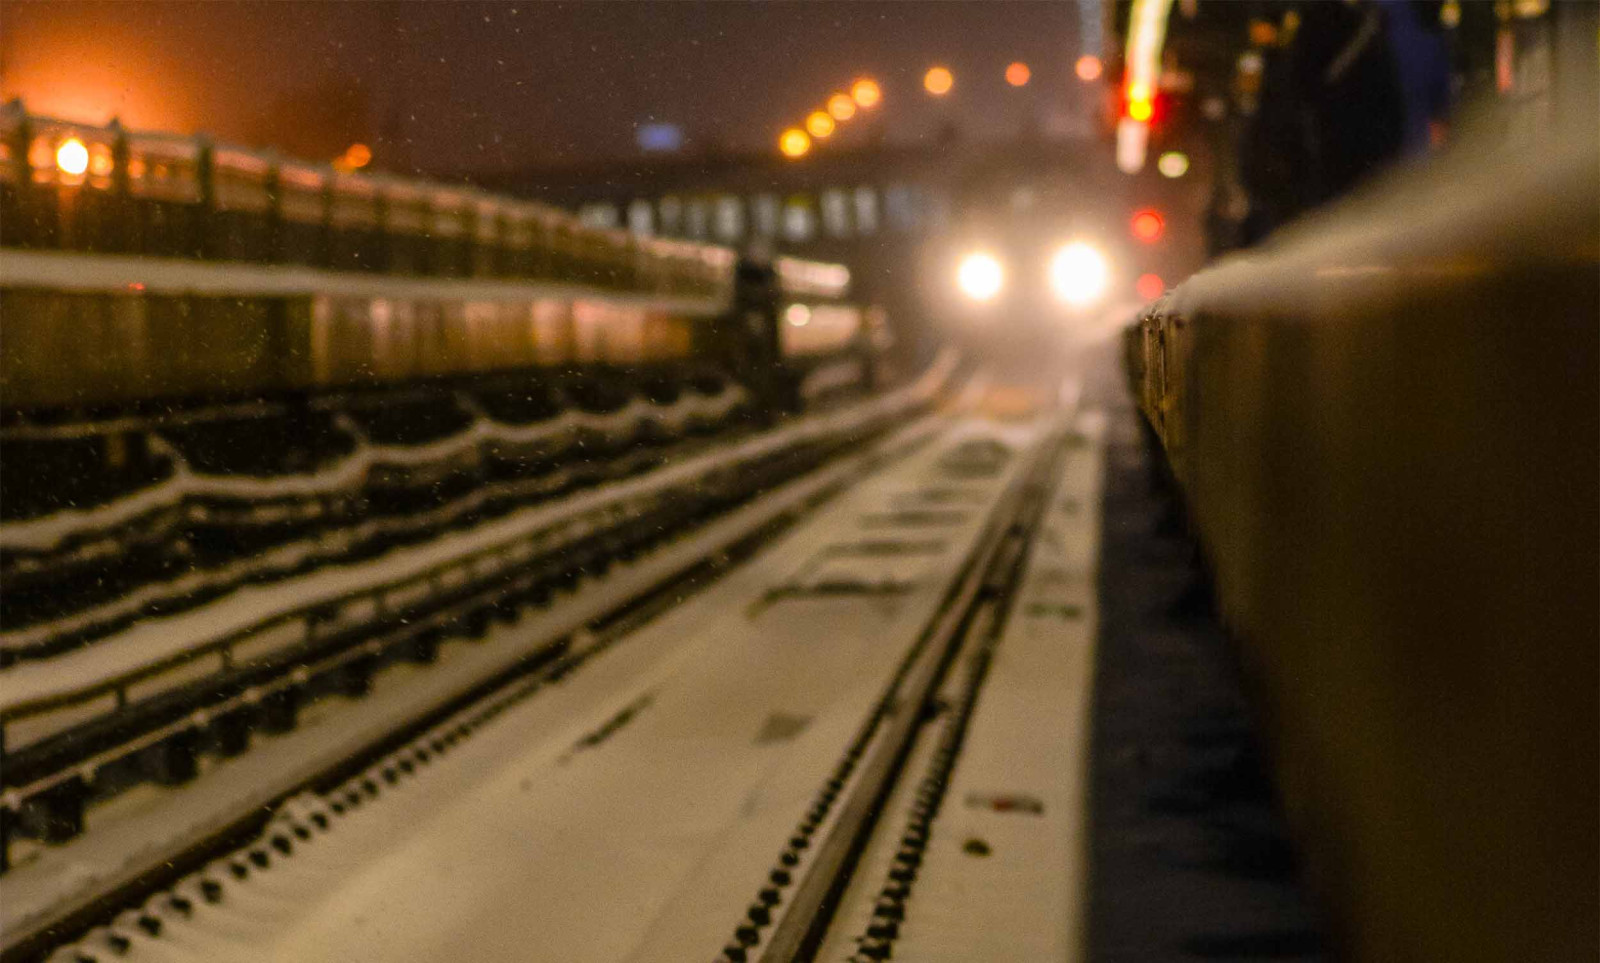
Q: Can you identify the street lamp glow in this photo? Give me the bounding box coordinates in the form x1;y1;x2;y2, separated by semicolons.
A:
55;137;89;176
1157;150;1190;178
1075;55;1103;82
851;78;882;109
334;142;373;172
1049;242;1111;306
956;252;1004;301
827;93;857;121
1005;62;1031;87
779;128;811;158
806;110;836;139
923;66;954;96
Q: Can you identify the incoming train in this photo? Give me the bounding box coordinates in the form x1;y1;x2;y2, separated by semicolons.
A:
920;140;1206;362
0;101;878;418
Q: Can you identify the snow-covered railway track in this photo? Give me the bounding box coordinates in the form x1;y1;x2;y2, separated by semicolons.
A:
2;402;953;963
25;384;1077;963
732;408;1070;963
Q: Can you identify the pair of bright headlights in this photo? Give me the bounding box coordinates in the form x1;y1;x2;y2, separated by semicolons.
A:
956;243;1111;306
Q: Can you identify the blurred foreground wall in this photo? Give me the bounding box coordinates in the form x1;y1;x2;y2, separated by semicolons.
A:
1131;116;1598;961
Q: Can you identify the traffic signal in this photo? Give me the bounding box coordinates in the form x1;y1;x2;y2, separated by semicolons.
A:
1131;209;1165;243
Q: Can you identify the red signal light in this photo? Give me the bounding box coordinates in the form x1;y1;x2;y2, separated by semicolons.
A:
1131;209;1165;243
1123;83;1161;123
1136;273;1165;301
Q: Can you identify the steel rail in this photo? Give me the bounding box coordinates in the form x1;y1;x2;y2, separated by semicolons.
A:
754;417;1068;963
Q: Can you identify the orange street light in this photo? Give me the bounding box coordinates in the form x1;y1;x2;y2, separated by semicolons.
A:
923;66;954;96
1075;54;1103;82
779;127;811;158
334;142;373;172
806;110;836;138
851;78;882;109
1005;62;1031;87
827;93;857;121
55;137;89;176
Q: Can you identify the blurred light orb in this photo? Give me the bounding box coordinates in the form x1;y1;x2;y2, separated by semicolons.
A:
1049;242;1110;305
1130;208;1165;242
1248;19;1279;46
1075;55;1103;82
828;93;857;121
1127;96;1154;122
924;66;954;96
785;303;812;327
637;122;685;152
851;78;882;109
806;111;836;139
1005;62;1031;87
779;128;811;158
1136;272;1166;301
334;142;374;172
55;137;89;176
956;252;1004;301
1157;151;1190;178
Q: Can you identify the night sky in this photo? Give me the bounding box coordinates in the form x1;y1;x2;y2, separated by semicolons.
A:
1;1;1091;175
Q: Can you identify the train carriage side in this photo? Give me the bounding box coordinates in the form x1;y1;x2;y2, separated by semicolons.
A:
0;104;885;430
124;130;205;258
378;176;431;275
272;160;329;267
206;146;274;261
327;171;383;273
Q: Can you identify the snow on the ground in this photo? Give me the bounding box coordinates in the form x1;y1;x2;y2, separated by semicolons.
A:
50;403;1031;963
880;407;1106;963
0;353;953;716
2;410;944;942
1;385;746;555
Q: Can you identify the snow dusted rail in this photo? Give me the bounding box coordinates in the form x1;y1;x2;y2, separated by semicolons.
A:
0;386;748;557
741;407;1070;963
0;354;956;874
10;375;1081;963
0;376;960;962
1;385;753;663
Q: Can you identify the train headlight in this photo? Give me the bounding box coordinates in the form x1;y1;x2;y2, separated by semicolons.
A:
1048;242;1110;306
956;252;1004;302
